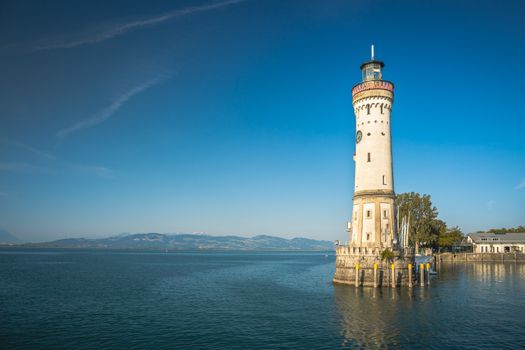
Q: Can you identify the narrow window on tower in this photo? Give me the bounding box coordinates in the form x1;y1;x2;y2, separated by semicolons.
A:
366;210;371;218
366;234;370;241
367;153;371;162
366;104;371;115
383;210;387;218
382;175;386;185
380;104;384;114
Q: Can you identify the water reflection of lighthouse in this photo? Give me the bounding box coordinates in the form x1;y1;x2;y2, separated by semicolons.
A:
334;286;403;348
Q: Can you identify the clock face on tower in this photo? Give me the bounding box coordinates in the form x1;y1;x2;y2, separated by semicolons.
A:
356;130;363;143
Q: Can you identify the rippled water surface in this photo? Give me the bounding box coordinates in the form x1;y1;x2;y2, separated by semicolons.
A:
1;250;524;349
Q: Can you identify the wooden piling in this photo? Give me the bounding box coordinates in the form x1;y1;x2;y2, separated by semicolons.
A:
391;263;396;288
408;263;413;287
373;263;378;288
355;263;359;287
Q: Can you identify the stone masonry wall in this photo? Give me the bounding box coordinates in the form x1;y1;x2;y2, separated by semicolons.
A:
437;252;525;263
334;246;415;287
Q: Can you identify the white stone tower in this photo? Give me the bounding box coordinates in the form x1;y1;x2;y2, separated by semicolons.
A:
334;47;413;288
348;45;396;252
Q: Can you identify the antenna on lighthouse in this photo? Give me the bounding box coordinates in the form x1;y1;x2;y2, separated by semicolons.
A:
371;44;375;61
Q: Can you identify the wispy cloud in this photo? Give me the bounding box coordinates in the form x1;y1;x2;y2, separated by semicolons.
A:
70;164;114;178
1;140;113;179
57;76;165;138
2;140;55;160
33;0;246;51
0;161;113;179
0;162;53;174
516;177;525;190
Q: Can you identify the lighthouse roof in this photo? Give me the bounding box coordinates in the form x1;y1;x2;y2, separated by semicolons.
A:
360;60;385;70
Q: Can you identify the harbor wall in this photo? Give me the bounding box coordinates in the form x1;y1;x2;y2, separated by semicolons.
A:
437;252;525;263
333;246;415;287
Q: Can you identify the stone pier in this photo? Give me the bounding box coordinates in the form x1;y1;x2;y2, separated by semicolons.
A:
333;245;415;287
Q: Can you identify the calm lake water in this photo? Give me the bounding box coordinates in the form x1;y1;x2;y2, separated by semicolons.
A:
1;250;524;349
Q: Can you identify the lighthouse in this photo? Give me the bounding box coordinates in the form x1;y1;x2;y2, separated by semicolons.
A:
334;46;414;288
349;45;395;250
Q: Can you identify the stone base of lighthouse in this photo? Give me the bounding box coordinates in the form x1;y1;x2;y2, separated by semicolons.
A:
333;246;415;287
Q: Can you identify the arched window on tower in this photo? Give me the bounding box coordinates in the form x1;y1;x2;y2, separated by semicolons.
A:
366;104;371;115
380;104;384;114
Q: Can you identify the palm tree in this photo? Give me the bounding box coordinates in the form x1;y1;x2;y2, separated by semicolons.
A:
380;248;395;264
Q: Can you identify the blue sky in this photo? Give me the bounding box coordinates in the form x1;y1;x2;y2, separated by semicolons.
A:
1;0;524;242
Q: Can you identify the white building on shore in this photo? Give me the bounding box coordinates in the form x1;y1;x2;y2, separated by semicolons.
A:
467;232;525;253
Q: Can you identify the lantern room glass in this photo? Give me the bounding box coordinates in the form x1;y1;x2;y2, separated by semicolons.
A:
362;63;382;82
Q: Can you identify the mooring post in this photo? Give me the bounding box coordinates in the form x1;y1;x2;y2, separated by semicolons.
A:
355;263;359;287
373;263;378;288
420;263;425;287
391;263;396;288
408;263;413;287
426;263;431;286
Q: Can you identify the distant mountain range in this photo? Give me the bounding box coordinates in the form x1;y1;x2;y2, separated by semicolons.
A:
7;233;334;251
0;230;21;244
